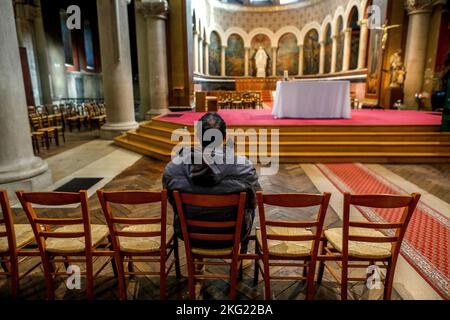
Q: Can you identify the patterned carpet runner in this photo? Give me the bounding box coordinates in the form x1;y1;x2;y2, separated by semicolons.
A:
316;163;449;299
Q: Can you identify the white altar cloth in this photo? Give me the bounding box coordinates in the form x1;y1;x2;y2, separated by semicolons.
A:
272;80;351;119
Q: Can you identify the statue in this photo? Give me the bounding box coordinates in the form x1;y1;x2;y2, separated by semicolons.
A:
389;50;406;88
255;47;268;78
373;24;401;50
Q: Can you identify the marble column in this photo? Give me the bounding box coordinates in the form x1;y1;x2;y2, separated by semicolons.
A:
331;35;338;73
298;45;304;76
0;0;50;195
97;0;138;139
193;29;198;74
403;0;435;108
244;47;250;77
319;41;326;74
357;19;369;70
204;43;210;75
137;0;170;118
342;28;352;72
221;45;226;76
272;47;277;76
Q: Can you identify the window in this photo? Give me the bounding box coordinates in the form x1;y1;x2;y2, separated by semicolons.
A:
60;9;76;68
83;20;95;70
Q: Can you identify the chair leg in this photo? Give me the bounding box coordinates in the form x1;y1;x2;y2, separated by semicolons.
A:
115;254;127;300
10;256;19;299
262;254;271;300
43;254;55;300
86;256;94;300
341;259;348;300
159;255;166;300
173;237;181;279
317;239;327;284
383;262;394;300
229;256;239;300
253;241;260;286
306;259;317;301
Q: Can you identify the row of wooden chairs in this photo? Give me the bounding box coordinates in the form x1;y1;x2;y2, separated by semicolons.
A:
208;91;263;110
0;189;420;300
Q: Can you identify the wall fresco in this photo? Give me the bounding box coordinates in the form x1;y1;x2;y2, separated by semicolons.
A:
209;31;222;76
303;29;320;75
225;33;245;76
276;33;299;76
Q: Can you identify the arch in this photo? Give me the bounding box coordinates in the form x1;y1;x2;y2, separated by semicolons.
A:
332;6;345;37
274;26;302;46
206;24;226;46
248;28;277;48
320;15;333;42
224;27;250;48
300;21;321;44
344;0;363;25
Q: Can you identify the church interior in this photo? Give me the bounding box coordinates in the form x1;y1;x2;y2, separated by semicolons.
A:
0;0;449;302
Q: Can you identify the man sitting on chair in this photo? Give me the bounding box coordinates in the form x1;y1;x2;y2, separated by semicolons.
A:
163;112;261;253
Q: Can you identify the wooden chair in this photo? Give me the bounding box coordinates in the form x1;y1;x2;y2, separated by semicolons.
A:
97;190;181;300
0;190;39;298
16;190;114;300
173;191;247;300
317;193;421;300
255;192;331;300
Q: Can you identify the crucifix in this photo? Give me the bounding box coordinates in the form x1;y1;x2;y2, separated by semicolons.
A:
374;23;401;50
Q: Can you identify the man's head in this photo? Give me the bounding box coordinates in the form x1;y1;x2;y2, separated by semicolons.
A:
196;112;227;149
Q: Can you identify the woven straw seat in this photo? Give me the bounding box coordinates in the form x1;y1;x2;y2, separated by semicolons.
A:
0;224;35;253
256;226;313;257
45;224;109;254
191;246;233;256
118;224;174;253
325;227;392;259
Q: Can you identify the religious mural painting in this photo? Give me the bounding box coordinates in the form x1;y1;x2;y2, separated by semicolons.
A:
226;33;245;76
303;29;320;75
250;34;272;76
276;33;299;76
324;24;332;73
336;16;345;72
349;6;360;70
366;0;388;97
209;31;221;76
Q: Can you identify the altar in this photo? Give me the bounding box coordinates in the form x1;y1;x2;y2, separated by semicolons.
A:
272;80;351;119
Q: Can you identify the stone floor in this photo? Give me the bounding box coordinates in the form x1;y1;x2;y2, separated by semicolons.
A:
2;132;448;300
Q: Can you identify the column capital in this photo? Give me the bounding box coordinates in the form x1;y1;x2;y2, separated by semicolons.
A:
14;2;38;22
344;28;352;33
358;19;368;27
136;0;169;20
404;0;443;14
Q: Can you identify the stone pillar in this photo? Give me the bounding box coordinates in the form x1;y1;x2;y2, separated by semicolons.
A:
342;28;352;72
193;29;198;73
298;45;304;76
204;43;209;75
221;45;226;76
331;35;338;73
137;0;170;118
357;19;369;70
272;47;277;76
319;41;326;74
403;0;434;108
244;47;250;77
0;0;50;195
97;0;138;139
198;36;203;74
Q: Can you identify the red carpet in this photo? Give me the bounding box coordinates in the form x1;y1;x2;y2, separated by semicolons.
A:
158;109;442;126
317;163;449;299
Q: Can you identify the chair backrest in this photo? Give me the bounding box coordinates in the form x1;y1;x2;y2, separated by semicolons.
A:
257;192;331;257
97;190;168;253
0;190;17;257
173;192;247;254
16;191;93;254
342;193;421;258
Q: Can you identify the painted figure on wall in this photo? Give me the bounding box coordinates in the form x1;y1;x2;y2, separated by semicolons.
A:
324;24;332;73
276;33;299;76
209;31;221;76
366;0;388;95
303;29;320;75
250;34;272;76
226;33;245;76
349;6;360;70
336;16;344;72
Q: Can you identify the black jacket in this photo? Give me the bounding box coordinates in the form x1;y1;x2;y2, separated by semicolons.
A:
162;146;261;248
